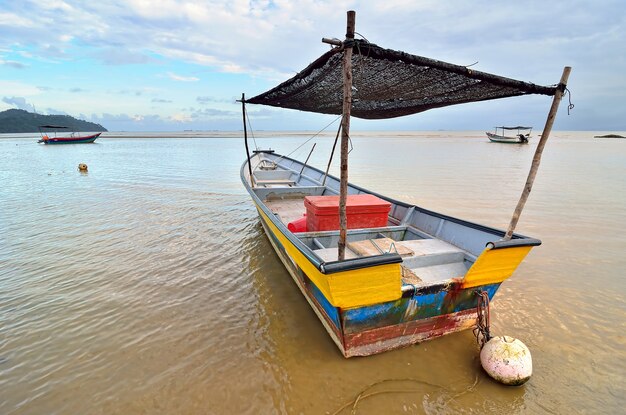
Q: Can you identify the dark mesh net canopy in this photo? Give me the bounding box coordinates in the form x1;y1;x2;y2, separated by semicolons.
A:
246;40;557;119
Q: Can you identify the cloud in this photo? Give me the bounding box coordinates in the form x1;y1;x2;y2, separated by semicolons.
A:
0;59;27;69
2;1;623;83
69;87;84;93
196;96;233;104
2;96;36;112
45;107;70;115
167;72;199;82
96;47;156;65
152;98;172;103
189;108;239;119
0;1;624;129
115;89;144;96
37;43;69;60
0;81;41;97
0;11;33;28
95;113;136;122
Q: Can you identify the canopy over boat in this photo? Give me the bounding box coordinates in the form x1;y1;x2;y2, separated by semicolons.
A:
39;125;68;129
245;39;559;119
496;126;533;130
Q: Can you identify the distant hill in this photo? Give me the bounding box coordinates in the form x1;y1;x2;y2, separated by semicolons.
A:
0;109;107;133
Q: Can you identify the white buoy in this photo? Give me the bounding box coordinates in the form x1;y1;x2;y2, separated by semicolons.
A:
480;336;532;386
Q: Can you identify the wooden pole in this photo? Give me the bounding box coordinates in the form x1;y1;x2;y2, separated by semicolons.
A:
300;143;317;175
241;93;254;187
504;66;571;240
338;10;355;261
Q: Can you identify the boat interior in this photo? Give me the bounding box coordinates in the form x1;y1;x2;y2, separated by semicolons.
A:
245;152;505;291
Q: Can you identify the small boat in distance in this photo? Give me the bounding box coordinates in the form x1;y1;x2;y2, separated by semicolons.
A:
486;126;532;143
37;125;101;144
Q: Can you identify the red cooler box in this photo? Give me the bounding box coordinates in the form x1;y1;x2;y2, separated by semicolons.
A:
304;194;391;232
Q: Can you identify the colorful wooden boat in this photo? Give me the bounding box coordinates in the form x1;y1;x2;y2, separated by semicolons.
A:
242;153;544;356
240;11;571;357
37;125;101;144
486;126;532;143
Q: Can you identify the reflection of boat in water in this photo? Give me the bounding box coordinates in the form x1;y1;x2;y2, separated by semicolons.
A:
37;125;101;144
487;126;532;143
239;11;571;357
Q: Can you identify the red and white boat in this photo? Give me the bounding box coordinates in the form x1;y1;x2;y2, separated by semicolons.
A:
38;125;101;144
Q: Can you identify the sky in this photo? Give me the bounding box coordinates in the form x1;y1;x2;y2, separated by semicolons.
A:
0;0;624;132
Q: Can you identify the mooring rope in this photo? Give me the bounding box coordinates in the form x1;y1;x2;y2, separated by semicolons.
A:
330;375;480;415
473;290;491;349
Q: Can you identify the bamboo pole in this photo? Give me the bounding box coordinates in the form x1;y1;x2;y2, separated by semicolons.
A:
241;93;254;187
338;10;355;261
504;66;571;240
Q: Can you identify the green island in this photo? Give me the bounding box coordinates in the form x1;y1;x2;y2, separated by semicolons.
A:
0;109;107;133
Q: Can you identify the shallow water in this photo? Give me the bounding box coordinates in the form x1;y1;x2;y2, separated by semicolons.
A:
0;131;624;414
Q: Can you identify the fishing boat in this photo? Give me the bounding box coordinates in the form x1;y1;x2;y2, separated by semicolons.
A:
37;125;101;144
240;11;571;357
486;126;532;143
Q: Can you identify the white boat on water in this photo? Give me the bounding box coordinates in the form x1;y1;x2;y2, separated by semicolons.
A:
486;126;532;143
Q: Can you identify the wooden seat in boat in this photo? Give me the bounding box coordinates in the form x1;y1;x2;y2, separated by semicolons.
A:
253;169;296;187
348;237;414;257
347;237;468;285
254;178;296;187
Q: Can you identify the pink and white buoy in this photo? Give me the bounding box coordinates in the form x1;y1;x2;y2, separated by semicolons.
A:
480;335;533;386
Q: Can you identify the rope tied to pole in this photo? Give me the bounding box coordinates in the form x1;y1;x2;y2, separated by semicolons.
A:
473;290;491;349
244;106;258;150
565;87;575;115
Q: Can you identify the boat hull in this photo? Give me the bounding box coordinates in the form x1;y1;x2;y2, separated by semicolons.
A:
486;132;527;143
242;152;538;357
253;201;503;356
38;133;101;144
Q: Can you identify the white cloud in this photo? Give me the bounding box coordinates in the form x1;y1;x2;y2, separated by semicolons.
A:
1;0;616;80
2;96;36;112
0;12;33;27
166;72;200;82
0;81;41;96
96;48;155;65
170;112;192;122
0;59;28;69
